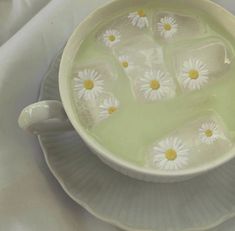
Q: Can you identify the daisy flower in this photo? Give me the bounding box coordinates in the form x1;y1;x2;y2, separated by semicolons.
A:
128;9;149;29
99;97;120;120
152;137;189;170
139;70;173;101
199;121;220;144
181;58;209;90
118;55;133;70
157;16;178;39
74;69;104;101
103;29;121;47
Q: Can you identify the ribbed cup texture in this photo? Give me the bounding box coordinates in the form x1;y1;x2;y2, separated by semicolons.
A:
38;53;235;231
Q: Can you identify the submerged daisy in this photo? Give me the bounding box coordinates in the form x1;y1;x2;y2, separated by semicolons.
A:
74;69;104;101
157;16;178;39
99;97;120;120
181;58;209;90
103;29;121;47
139;70;173;101
199;121;220;144
118;55;133;70
128;9;149;29
152;137;189;170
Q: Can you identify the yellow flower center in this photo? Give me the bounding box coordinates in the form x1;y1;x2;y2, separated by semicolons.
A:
122;61;129;68
165;149;177;161
108;106;117;114
188;69;199;80
138;9;146;17
150;80;160;90
108;35;116;42
83;80;94;90
164;23;172;31
205;129;213;137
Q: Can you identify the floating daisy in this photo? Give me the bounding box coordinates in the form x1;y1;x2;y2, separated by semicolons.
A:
157;16;178;39
199;121;220;144
99;97;120;120
74;69;104;101
118;55;133;70
181;58;209;90
103;29;121;47
152;137;189;170
128;9;149;29
139;70;173;101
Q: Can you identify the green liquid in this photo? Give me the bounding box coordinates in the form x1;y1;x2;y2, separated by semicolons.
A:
71;6;235;168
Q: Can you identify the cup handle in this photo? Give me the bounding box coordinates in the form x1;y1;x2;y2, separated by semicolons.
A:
18;100;73;135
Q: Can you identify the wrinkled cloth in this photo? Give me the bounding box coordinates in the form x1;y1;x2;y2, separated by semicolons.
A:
0;0;51;46
0;1;117;231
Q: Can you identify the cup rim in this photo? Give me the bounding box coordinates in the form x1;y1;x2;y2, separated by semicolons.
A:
59;0;235;178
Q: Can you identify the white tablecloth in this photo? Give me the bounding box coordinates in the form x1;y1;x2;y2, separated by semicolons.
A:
0;0;51;46
0;0;234;230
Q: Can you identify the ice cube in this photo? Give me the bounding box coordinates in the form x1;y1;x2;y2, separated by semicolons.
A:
113;35;176;101
72;62;118;128
74;92;119;128
97;9;151;50
114;34;164;69
153;11;205;42
73;61;118;99
131;67;177;102
148;112;233;170
171;37;233;91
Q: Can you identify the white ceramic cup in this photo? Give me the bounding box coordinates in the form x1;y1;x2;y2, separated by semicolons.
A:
18;0;235;183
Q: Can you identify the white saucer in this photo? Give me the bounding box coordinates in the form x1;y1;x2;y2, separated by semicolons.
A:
37;54;235;231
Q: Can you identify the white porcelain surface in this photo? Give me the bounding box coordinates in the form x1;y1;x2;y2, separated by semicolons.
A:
57;0;235;183
36;53;235;231
20;0;235;183
211;218;235;231
18;100;72;134
0;0;235;231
